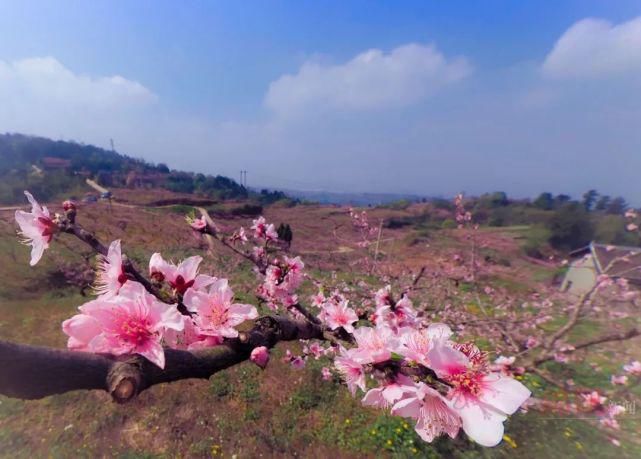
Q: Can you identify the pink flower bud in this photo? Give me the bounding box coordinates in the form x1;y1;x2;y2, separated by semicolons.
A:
62;200;76;212
250;346;270;369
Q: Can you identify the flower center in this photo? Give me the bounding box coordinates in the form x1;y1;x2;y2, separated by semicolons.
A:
38;217;56;242
208;304;228;327
117;266;128;285
448;370;483;397
119;316;153;346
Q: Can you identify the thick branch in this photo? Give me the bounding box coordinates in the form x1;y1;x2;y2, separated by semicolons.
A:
0;315;323;403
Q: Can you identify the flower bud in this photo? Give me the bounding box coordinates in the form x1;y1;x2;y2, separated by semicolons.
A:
250;346;270;369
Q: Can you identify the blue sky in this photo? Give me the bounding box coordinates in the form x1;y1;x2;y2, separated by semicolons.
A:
1;1;640;203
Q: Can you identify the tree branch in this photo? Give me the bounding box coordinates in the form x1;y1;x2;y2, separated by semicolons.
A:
533;328;640;367
0;315;323;403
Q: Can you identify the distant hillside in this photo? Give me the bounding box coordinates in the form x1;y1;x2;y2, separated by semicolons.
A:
266;188;429;206
0;133;248;204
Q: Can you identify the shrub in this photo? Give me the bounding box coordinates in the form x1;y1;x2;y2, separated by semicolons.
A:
441;219;457;229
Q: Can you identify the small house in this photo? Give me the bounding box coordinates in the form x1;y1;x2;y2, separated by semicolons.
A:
561;242;641;295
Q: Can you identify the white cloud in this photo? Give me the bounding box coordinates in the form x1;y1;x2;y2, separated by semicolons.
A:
264;43;471;115
0;57;157;142
542;17;641;79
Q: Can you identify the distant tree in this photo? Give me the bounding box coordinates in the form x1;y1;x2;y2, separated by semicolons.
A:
606;196;628;215
480;191;509;208
595;195;611;211
277;223;293;247
533;192;554;210
582;189;598;212
547;202;594;250
96;170;113;187
554;194;571;207
156;163;170;173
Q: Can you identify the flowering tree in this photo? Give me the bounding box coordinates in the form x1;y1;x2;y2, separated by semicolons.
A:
1;190;639;449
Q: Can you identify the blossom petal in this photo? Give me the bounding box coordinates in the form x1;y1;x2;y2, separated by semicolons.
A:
479;374;531;415
138;341;166;369
455;401;506;447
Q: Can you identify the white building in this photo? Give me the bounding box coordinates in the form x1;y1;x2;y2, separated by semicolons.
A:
561;242;641;295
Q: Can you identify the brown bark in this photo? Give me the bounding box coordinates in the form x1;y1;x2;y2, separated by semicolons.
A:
0;315;323;403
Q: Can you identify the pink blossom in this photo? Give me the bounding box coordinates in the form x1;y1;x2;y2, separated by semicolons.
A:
334;348;367;395
149;253;216;295
490;355;516;374
258;256;305;308
95;240;127;297
183;279;258;339
375;285;393;309
321;367;332;381
62;200;76;212
15;191;56;266
375;294;418;331
397;324;452;367
600;405;626;430
524;336;539;349
362;375;414;409
581;391;606;409
391;382;461;443
427;344;531;447
627;223;639;232
291;356;306;369
623;360;641;375
230;227;248;244
611;375;628;385
351;326;399;364
164;318;222;350
625;209;638;219
250;346;270;368
322;300;358;333
303;341;324;359
311;291;326;307
251;216;278;241
62;283;184;368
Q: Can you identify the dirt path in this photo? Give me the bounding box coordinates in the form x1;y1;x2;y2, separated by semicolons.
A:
85;179;109;194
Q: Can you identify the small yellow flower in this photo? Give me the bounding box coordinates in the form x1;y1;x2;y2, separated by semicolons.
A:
386;439;393;446
395;427;402;433
344;418;351;425
575;441;583;450
502;434;518;448
411;447;418;454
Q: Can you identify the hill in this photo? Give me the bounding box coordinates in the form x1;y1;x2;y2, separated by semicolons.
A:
0;133;248;204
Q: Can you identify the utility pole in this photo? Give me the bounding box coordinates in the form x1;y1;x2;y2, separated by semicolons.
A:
239;170;247;187
110;138;115;152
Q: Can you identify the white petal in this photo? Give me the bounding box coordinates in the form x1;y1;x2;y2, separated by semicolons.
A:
455;400;506;447
480;374;531;415
30;240;47;266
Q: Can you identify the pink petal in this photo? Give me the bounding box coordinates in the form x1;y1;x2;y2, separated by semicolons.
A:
138;341;166;369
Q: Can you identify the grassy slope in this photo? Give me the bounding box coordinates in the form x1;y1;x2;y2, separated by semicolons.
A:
0;196;640;458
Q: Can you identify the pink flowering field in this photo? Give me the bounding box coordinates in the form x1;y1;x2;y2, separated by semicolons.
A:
1;191;640;458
